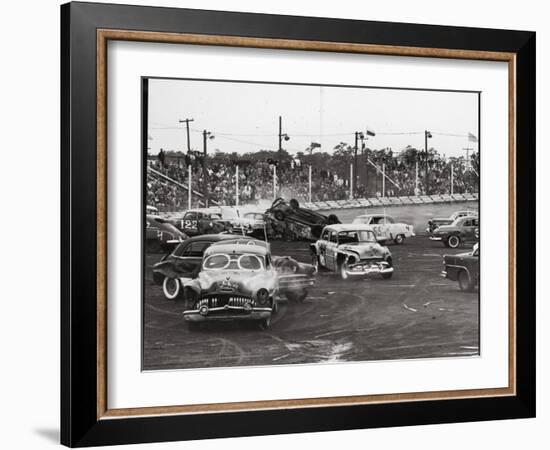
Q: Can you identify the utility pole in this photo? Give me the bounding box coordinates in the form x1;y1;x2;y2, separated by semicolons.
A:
179;118;194;152
424;130;432;194
278;115;290;163
202;130;214;156
202;130;214;207
462;147;473;170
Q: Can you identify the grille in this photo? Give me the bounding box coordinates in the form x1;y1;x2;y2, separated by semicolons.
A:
196;294;255;309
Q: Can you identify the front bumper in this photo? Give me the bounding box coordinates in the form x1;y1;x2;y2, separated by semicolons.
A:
345;261;394;276
183;305;272;322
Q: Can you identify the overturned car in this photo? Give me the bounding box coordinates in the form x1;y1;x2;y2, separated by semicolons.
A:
310;224;394;280
265;198;340;241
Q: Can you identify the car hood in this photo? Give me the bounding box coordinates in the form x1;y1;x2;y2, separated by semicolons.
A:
196;269;276;295
339;242;388;258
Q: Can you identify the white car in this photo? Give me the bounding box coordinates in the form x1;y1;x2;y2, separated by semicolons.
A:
352;214;415;244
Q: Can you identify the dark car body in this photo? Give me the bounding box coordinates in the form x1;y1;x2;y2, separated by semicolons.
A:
152;234;244;288
173;209;233;236
426;210;478;234
265;198;340;240
429;216;479;248
146;214;187;252
442;244;479;291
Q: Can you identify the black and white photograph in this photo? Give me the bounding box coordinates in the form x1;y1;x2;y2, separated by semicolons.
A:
143;77;480;371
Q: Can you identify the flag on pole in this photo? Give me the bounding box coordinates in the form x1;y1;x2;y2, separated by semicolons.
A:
310;142;321;149
468;132;478;143
365;127;376;137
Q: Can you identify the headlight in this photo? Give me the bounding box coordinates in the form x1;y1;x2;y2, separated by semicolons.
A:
256;288;269;305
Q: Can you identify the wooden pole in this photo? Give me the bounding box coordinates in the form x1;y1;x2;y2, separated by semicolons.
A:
188;164;192;210
308;165;312;203
382;163;386;197
235;164;239;206
350;163;354;199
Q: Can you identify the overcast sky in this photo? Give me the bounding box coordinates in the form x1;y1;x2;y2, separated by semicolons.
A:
147;78;479;158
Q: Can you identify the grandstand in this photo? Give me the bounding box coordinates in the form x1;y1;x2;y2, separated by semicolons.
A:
146;147;479;212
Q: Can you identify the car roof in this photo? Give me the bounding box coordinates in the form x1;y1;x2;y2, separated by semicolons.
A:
204;241;269;257
178;233;242;244
323;224;377;232
454;215;479;223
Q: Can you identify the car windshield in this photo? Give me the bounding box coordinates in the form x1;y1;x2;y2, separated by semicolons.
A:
338;230;376;243
203;253;265;271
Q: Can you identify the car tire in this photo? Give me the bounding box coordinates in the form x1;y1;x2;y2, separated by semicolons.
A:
381;256;393;279
258;316;271;330
394;234;405;245
447;235;461;248
163;276;182;300
286;290;307;303
458;270;474;292
339;262;349;280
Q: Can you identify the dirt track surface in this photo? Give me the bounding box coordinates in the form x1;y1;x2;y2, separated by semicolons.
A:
143;234;479;370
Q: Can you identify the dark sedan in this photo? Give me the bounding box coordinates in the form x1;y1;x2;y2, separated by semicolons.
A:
152;234;248;299
442;243;479;291
429;216;479;248
146;214;187;252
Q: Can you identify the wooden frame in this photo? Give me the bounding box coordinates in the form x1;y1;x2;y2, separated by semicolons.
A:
61;1;535;447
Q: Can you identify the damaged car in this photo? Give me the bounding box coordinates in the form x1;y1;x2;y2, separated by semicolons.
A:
181;241;278;330
265;197;340;240
310;224;394;280
442;243;479;291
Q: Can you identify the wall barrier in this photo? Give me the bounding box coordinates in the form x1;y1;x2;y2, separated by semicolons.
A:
302;193;479;211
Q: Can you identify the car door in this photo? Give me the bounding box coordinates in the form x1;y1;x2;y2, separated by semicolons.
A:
383;216;396;239
325;230;339;270
370;216;386;241
317;228;330;268
146;216;160;240
173;240;212;276
461;218;477;241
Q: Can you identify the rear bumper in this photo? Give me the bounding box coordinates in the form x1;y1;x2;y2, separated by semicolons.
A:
183;305;272;322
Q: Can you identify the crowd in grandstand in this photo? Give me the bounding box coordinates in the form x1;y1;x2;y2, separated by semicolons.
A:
147;145;479;210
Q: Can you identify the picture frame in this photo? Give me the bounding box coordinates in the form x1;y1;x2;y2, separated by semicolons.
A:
61;1;535;447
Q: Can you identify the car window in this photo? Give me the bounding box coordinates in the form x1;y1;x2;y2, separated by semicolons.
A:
329;231;338;243
210;213;221;220
472;218;479;227
386;216;395;224
321;229;330;241
184;212;198;221
338;231;358;244
181;241;211;257
372;217;383;224
239;254;264;270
